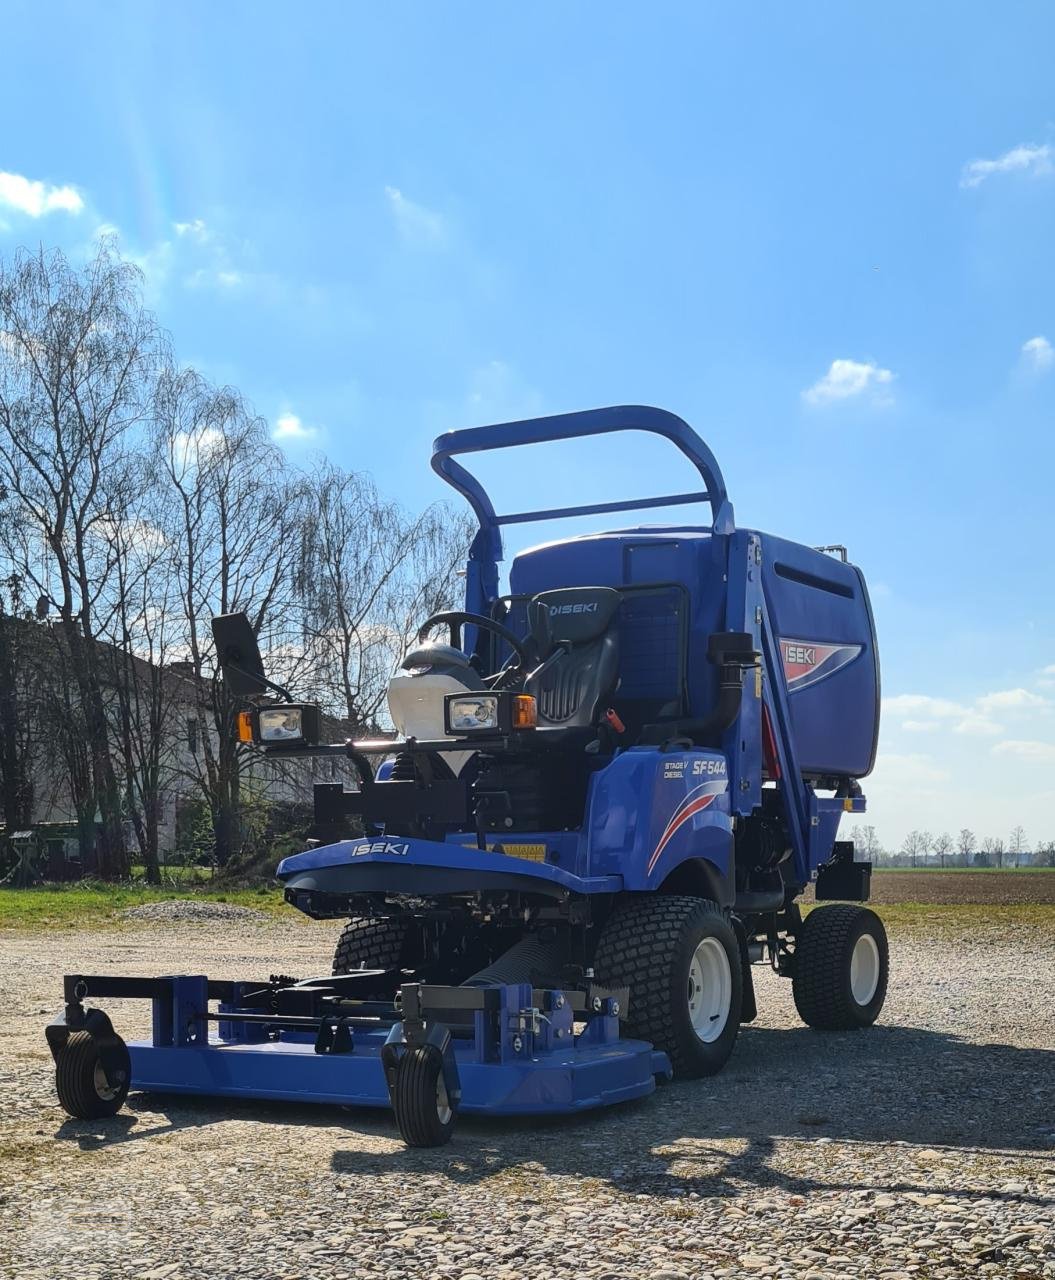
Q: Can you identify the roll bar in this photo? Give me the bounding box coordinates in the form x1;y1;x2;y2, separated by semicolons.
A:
431;405;734;537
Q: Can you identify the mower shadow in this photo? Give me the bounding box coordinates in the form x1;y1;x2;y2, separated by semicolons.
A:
53;1022;1054;1208
326;1021;1054;1202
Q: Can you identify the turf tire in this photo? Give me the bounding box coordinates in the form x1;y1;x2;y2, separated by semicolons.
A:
55;1031;130;1120
593;895;742;1078
332;916;411;982
391;1046;456;1148
792;904;889;1030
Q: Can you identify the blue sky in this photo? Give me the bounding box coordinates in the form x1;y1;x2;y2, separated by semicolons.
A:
2;2;1053;850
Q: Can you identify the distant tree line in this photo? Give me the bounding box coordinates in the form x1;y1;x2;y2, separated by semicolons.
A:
850;824;1055;868
0;244;472;881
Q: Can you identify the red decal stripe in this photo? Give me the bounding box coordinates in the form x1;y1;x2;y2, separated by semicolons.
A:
647;794;717;875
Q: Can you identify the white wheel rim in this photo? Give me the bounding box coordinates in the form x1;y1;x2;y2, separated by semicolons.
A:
435;1072;452;1125
687;936;733;1043
850;933;881;1005
93;1061;119;1101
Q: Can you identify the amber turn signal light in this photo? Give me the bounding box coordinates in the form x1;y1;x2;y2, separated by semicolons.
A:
512;695;537;729
236;710;254;743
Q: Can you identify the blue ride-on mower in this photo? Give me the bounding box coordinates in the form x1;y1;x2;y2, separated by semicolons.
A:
45;406;886;1147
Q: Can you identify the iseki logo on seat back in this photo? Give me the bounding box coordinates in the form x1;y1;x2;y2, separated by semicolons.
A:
780;638;863;692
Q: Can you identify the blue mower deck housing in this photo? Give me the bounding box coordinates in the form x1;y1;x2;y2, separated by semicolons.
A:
46;406;886;1147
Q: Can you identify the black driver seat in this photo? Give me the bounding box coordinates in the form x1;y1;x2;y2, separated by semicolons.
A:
525;587;621;729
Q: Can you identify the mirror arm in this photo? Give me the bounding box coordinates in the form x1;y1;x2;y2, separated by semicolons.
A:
224;661;294;703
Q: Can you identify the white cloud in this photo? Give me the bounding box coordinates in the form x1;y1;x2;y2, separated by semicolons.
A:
384;186;446;247
802;359;895;407
173;218;209;241
992;739;1055;764
93;514;167;557
1021;335;1054;372
171;426;225;469
960;142;1053;189
272;412;318;441
0;170;84;217
870;752;952;787
975;687;1048;713
884;694;964;720
885;687;1046;740
952;713;1003;737
1038;663;1055;690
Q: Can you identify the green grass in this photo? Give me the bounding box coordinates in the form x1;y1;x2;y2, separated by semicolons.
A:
128;863;218;883
3;882;1055;934
0;881;292;929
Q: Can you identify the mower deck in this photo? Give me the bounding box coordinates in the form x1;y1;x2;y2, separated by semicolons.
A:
46;972;670;1135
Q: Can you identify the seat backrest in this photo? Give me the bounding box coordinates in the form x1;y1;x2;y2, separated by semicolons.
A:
525;587;621;728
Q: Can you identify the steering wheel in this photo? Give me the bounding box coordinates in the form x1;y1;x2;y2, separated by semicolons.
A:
416;611;531;670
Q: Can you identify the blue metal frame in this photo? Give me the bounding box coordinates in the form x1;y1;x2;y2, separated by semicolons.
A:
431;405;736;617
112;977;670;1118
277;744;734;898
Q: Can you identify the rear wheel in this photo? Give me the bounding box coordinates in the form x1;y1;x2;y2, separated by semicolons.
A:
55;1031;130;1120
792;904;889;1030
332;917;412;989
593;895;742;1077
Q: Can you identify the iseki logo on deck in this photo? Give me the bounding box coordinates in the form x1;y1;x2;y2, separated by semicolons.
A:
780;638;862;692
348;840;410;857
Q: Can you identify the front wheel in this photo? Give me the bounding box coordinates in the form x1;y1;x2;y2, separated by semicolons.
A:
55;1031;130;1119
593;896;742;1078
792;904;889;1030
391;1046;457;1147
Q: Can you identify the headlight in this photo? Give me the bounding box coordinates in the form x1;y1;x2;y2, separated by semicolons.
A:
252;703;322;746
443;692;536;736
447;695;500;733
259;707;308;741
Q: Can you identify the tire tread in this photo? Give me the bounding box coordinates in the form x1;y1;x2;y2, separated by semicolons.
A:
593;895;739;1077
792;904;888;1030
55;1031;129;1119
392;1046;455;1147
332;917;409;977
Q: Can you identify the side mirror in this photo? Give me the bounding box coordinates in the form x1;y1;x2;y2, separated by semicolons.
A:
211;613;269;697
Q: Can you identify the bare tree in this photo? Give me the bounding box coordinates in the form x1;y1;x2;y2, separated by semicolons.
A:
1009;824;1027;869
900;829;926;868
155;369;306;864
96;456;185;884
293;462;473;732
932;831;953;869
0;573;51;833
981;836;1004;869
918;829;933;867
0;245;163;876
957;827;975;868
851;824;881;862
1035;840;1055;868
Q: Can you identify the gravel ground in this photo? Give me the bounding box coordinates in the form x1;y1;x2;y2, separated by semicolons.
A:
2;914;1053;1280
118;901;271;924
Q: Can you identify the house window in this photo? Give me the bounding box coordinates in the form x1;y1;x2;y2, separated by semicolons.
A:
187;718;199;755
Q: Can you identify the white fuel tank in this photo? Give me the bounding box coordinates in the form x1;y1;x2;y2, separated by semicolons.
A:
386;670;477;776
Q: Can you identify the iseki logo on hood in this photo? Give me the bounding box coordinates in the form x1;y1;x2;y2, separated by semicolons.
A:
780;638;863;692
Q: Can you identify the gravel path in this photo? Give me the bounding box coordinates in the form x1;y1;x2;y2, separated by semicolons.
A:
2;915;1053;1279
